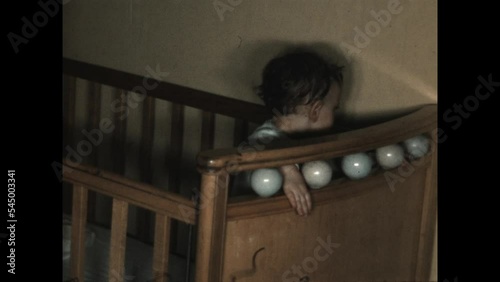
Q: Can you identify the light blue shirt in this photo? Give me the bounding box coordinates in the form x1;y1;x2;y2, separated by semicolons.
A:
247;119;286;146
231;120;294;197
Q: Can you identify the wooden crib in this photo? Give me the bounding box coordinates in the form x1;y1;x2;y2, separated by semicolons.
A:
62;58;437;282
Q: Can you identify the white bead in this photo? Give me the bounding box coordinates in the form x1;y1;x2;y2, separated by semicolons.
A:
250;168;283;197
376;144;405;169
403;135;430;159
301;160;333;189
341;152;373;180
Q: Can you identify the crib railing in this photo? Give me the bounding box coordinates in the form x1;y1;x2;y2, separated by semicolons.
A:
63;58;270;245
194;104;437;282
62;57;270;124
197;104;437;172
62;162;197;282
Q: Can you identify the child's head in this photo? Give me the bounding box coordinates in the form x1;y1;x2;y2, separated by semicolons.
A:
257;49;344;135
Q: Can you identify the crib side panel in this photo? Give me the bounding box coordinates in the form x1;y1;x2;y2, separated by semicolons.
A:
222;159;434;281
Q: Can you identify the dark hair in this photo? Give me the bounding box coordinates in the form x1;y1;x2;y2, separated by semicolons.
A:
257;50;343;114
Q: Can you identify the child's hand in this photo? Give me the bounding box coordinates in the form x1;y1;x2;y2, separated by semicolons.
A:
280;165;312;216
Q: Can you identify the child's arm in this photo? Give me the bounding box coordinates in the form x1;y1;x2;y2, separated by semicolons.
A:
279;165;312;216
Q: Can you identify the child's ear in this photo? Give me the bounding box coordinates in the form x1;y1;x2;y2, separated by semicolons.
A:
309;100;324;122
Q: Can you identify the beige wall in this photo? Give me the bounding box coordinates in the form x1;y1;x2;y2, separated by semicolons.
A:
63;0;436;120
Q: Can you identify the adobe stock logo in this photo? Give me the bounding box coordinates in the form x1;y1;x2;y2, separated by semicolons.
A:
7;0;72;54
52;64;170;181
341;0;410;61
281;235;340;282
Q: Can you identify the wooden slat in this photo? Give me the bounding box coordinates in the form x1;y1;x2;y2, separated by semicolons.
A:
167;103;184;251
414;144;438;280
70;184;88;281
153;214;172;282
108;199;129;282
140;96;156;182
87;82;101;223
232;119;249;147
87;81;102;164
63;75;77;216
167;103;184;193
138;96;156;241
112;89;127;174
63;75;76;148
63;58;270;123
197;105;438;173
62;163;197;224
195;172;230;282
201;111;216;151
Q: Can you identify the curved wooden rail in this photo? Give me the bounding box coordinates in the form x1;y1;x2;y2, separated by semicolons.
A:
197;104;437;173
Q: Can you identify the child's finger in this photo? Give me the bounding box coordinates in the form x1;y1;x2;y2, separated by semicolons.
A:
298;185;311;215
305;192;312;212
299;194;308;216
285;190;297;209
294;192;304;216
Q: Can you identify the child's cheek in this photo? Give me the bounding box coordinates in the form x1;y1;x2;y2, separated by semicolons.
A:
324;111;335;128
329;114;335;127
317;111;334;130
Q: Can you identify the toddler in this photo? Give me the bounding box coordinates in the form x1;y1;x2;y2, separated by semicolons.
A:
248;49;344;216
